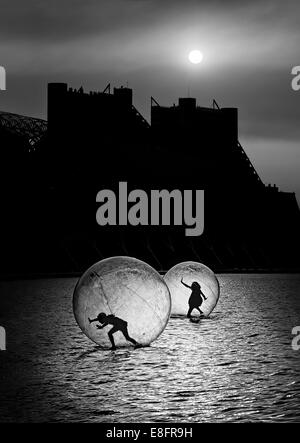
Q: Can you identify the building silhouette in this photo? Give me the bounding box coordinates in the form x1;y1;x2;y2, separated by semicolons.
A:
0;83;299;276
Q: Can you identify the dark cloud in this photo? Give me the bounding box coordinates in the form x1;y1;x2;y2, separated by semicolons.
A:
1;0;299;42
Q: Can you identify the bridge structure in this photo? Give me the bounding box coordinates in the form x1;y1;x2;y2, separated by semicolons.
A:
0;111;47;152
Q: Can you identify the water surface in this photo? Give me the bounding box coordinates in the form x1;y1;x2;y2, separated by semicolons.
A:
0;274;300;422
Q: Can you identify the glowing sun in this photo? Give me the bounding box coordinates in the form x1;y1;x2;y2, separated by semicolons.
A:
188;50;203;64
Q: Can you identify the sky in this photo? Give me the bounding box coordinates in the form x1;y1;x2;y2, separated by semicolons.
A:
0;0;299;198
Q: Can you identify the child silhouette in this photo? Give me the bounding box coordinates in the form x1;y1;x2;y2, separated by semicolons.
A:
181;278;207;318
89;312;139;350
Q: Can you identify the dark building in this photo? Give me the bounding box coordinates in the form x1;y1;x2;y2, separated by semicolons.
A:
0;83;299;276
47;83;151;187
151;97;262;190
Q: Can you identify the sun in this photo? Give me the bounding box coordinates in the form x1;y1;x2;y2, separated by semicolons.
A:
188;50;203;64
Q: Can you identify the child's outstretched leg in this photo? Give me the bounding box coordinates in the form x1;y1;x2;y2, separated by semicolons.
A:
187;306;193;318
123;327;139;347
196;307;203;316
108;327;117;350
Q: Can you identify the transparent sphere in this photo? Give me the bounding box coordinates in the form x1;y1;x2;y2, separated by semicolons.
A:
164;261;220;317
73;256;171;349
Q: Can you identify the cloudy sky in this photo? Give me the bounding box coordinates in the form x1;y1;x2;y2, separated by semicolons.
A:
0;0;299;198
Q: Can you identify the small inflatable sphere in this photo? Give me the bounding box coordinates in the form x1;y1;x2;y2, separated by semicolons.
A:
164;261;220;317
73;256;171;349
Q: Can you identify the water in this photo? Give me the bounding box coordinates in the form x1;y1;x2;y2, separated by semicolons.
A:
0;274;300;422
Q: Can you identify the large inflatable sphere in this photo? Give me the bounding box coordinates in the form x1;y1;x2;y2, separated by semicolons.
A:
73;256;171;349
164;261;220;317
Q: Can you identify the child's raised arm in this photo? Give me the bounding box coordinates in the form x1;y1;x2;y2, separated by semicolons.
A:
181;278;191;289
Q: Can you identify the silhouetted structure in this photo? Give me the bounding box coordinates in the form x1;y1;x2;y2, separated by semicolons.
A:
0;82;299;276
151;96;263;189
